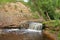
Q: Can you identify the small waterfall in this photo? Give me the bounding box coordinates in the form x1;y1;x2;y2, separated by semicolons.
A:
28;22;42;30
25;22;43;34
0;22;43;40
0;22;43;34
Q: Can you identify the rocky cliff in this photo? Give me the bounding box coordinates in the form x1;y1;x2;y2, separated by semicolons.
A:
0;2;33;27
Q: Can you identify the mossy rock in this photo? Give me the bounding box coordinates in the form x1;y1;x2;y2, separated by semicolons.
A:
43;20;60;31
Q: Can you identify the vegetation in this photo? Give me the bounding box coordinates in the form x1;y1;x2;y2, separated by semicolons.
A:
43;20;60;27
0;0;60;40
0;0;16;4
26;0;60;40
27;0;60;20
58;31;60;40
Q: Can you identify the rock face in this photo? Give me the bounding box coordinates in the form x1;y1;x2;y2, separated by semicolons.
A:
0;2;32;27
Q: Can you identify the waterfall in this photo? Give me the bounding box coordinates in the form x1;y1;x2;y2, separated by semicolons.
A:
28;22;42;30
0;22;43;34
25;22;43;33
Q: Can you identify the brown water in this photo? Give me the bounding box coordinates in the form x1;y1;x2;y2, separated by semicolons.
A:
0;22;56;40
0;29;42;40
0;29;56;40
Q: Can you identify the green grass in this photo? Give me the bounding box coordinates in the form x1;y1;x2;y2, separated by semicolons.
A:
43;20;60;40
43;20;60;27
58;37;60;40
0;0;17;4
0;0;26;4
32;14;40;19
57;31;60;40
32;12;40;19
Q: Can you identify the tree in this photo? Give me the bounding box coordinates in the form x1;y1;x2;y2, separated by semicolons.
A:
27;0;59;20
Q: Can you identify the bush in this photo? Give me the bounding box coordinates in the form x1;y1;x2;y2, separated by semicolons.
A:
43;20;60;27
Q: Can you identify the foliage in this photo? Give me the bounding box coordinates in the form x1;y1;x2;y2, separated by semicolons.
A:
43;20;60;27
58;31;60;40
0;0;27;4
32;12;40;19
27;0;60;20
55;12;60;20
56;0;60;9
0;0;17;4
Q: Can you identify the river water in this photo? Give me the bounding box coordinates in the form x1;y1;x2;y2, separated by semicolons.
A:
0;22;55;40
0;29;43;40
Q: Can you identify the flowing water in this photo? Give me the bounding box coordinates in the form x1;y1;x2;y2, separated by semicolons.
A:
0;22;55;40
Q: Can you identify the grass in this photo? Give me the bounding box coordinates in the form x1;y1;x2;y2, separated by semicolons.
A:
43;20;60;40
43;20;60;27
30;11;40;19
57;31;60;40
0;0;16;4
32;13;40;19
0;0;28;5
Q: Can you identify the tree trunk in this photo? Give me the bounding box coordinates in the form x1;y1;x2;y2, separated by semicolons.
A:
46;12;51;20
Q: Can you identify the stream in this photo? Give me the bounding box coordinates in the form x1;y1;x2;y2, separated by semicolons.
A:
0;22;55;40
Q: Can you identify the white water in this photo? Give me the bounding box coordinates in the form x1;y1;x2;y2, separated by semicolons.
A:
29;22;42;30
26;22;42;34
0;22;43;40
1;22;42;35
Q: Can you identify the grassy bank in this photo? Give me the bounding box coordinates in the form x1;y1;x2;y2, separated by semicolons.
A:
43;20;60;40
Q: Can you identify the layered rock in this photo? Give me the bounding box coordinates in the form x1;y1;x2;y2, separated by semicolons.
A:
0;2;32;27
